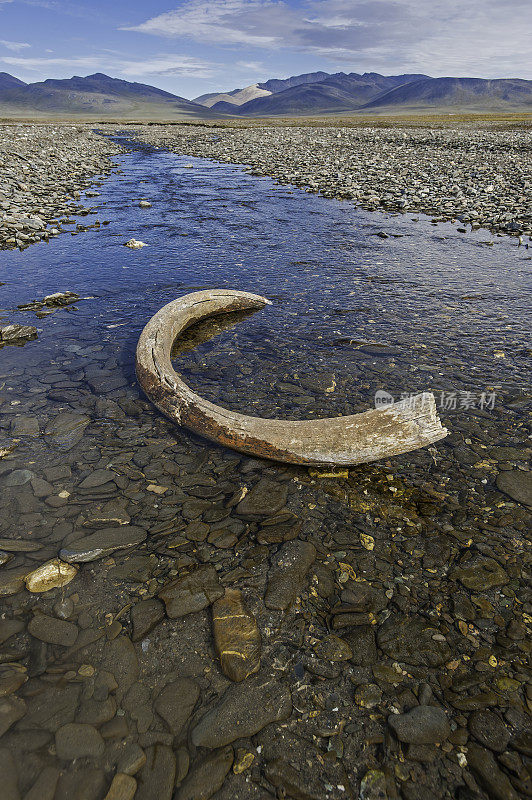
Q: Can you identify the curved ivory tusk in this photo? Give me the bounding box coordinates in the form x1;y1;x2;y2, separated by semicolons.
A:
136;289;448;466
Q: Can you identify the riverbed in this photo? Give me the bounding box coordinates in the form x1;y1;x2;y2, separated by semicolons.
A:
0;135;530;800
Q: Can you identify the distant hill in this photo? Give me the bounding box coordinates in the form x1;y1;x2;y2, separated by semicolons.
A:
0;72;215;119
195;83;271;108
193;71;332;109
211;72;432;115
360;76;532;112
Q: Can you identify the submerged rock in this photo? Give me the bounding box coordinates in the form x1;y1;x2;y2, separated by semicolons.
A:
176;747;234;800
25;559;78;592
59;525;147;562
191;675;292;748
388;705;450;744
212;589;261;681
496;469;532;506
158;565;223;618
236;478;288;516
264;541;316;610
154;678;200;737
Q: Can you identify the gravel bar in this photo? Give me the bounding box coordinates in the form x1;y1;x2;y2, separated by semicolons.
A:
129;123;532;239
0;124;122;251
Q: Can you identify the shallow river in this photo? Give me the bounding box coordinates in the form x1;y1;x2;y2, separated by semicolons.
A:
0;136;530;800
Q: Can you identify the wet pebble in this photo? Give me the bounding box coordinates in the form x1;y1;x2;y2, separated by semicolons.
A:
55;722;105;759
388;705;450;744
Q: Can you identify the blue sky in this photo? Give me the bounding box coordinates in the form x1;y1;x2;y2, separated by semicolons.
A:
0;0;530;99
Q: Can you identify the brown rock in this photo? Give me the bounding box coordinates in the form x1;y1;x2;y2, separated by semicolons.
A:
27;614;78;647
191;676;292;748
0;695;26;737
103;773;137;800
264;541;316;611
154;678;200;737
212;589;261;682
176;746;234;800
158;566;223;618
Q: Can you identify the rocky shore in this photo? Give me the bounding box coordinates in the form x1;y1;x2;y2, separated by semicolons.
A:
128;123;531;239
0;124;122;250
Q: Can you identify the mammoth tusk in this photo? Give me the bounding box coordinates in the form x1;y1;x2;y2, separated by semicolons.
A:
135;289;448;466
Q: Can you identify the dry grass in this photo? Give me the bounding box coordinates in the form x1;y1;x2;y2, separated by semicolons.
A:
0;111;531;131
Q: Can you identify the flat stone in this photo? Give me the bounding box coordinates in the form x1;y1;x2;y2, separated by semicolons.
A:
44;411;90;451
59;525;147;562
468;710;510;752
467;743;519;800
54;767;106;800
496;470;532;506
0;748;19;800
76;695;117;725
236;478;288;516
0;537;41;551
78;469;117;489
10;415;40;436
154;678;200;737
102;636;139;702
264;541;316;610
176;746;234;800
452;554;509;591
2;470;34;487
0;567;30;597
158;565;223;618
135;744;176;800
116;742;146;775
55;722;105;759
25;559;78;592
0;695;26;737
103;773;137;800
27;614;78;646
377;615;451;666
0;664;27;697
131;598;165;641
212;589;261;681
18;683;79;732
264;758;321;800
388;706;450;744
0;619;24;645
191;675;292;748
23;766;60;800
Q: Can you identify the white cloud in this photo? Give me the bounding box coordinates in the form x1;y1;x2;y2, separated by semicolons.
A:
0;52;216;79
122;0;532;77
0;39;30;51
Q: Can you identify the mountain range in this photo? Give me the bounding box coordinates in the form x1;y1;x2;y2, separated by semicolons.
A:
194;71;532;115
0;72;213;119
0;70;530;119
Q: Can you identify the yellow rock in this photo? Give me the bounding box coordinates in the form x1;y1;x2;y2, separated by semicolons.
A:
233;749;255;774
103;774;137;800
25;559;78;593
309;469;349;479
212;589;261;682
360;533;375;551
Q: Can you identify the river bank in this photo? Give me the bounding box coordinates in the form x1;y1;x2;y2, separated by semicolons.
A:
127;122;531;240
0;124;122;250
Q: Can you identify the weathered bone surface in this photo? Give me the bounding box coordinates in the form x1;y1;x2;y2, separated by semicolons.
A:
136;289;448;466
